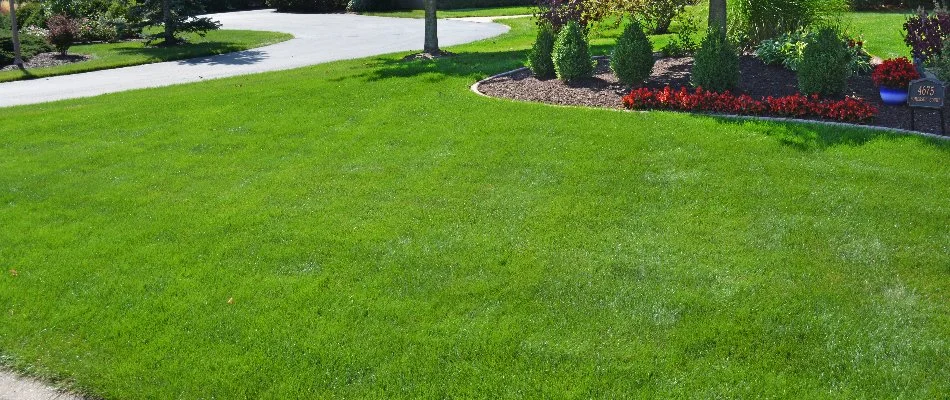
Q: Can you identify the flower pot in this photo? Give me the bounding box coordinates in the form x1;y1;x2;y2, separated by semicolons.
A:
879;86;908;106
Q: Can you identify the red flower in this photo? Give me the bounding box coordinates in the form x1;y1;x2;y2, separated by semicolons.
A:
621;86;878;123
872;58;920;89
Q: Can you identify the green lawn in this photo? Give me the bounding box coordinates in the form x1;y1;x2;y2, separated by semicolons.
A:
0;29;292;83
363;5;534;18
1;16;948;400
845;11;913;59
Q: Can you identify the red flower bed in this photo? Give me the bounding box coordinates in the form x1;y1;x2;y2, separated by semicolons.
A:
872;58;920;88
622;86;878;123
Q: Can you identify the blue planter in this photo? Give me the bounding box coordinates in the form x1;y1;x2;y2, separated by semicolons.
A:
879;86;908;106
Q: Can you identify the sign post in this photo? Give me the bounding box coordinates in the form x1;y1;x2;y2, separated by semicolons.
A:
908;77;946;134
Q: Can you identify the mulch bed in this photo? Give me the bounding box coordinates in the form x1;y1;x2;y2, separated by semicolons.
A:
0;53;92;71
477;56;950;137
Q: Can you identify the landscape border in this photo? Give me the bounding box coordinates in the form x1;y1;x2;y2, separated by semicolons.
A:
470;65;950;142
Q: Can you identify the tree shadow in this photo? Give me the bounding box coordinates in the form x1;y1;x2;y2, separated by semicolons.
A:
704;114;950;152
112;42;251;61
355;49;529;83
350;43;615;84
177;50;268;66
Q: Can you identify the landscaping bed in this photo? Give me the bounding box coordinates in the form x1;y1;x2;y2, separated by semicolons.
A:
478;57;950;136
0;52;91;71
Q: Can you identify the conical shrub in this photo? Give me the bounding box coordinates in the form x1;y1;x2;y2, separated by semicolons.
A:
798;26;851;97
611;19;655;86
692;27;739;92
552;20;594;82
528;22;556;79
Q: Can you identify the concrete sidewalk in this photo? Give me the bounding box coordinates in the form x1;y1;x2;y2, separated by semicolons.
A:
0;10;509;108
0;371;79;400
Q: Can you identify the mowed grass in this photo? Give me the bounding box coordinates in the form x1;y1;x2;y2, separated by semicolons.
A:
0;29;292;82
0;17;949;399
845;11;913;59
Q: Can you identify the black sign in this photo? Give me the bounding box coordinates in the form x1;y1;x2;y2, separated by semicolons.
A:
908;78;945;109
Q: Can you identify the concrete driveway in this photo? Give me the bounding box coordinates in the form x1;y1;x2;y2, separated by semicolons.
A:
0;10;509;108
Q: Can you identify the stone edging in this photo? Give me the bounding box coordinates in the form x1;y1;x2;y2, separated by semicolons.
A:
470;66;950;142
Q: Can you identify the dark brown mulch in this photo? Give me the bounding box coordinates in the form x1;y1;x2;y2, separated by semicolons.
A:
0;53;92;71
478;56;950;136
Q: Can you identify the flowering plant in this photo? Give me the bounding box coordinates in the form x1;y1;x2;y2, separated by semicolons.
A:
872;58;920;88
622;86;878;123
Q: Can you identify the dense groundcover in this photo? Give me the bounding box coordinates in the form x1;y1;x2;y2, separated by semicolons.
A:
0;19;948;398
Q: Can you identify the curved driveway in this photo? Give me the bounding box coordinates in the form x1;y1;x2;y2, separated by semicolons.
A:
0;10;509;108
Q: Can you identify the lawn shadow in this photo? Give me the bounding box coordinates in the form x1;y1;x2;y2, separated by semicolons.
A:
705;114;950;152
2;67;37;80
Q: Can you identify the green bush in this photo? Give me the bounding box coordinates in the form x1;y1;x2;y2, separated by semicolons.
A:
692;27;739;92
937;38;950;83
611;20;655;86
43;0;113;19
798;26;851;97
635;0;692;35
77;17;120;42
16;1;47;28
266;0;347;12
660;12;698;57
527;22;556;79
347;0;371;11
730;0;848;47
552;20;594;82
0;32;55;66
756;29;873;75
204;0;265;12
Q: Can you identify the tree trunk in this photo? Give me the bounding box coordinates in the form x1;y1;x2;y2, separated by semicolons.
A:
653;16;672;35
708;0;727;33
9;0;23;68
163;0;174;44
423;0;438;54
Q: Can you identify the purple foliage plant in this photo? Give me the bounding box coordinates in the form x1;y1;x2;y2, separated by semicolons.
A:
904;6;950;63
